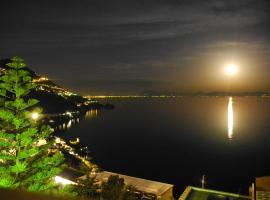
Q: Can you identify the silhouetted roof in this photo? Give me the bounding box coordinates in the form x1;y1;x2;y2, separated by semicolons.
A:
80;171;173;196
179;186;250;200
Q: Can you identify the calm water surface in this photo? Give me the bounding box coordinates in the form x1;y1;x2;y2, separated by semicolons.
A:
63;97;270;195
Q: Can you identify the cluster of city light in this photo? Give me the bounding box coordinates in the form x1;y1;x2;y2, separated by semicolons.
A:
63;111;79;117
33;76;49;83
70;137;80;145
54;137;92;168
33;76;77;98
66;111;72;117
84;95;176;99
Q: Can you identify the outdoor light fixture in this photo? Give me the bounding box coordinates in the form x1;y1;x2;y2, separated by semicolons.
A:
31;112;39;120
54;176;76;185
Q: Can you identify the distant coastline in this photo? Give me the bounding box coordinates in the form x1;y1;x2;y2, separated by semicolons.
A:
85;92;270;99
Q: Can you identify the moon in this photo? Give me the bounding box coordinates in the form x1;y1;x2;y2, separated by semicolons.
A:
224;63;238;76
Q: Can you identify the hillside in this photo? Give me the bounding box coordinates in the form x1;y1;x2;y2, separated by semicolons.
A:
0;58;104;114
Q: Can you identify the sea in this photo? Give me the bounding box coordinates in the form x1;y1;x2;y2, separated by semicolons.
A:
60;97;270;196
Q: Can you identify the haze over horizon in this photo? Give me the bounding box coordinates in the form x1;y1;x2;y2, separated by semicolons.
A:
1;0;270;95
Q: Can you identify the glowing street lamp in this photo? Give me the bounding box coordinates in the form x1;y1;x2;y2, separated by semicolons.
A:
31;112;39;120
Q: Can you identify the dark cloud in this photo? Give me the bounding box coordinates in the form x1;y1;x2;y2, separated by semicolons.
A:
0;0;270;94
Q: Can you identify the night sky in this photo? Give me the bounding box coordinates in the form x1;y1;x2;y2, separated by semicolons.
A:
1;0;270;95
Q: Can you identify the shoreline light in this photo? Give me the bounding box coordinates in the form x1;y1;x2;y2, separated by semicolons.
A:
228;97;233;139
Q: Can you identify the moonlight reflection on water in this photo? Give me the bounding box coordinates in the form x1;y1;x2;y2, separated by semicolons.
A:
228;97;234;140
62;97;270;194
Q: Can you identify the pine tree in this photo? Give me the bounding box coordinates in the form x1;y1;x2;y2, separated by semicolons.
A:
101;175;135;200
0;57;64;192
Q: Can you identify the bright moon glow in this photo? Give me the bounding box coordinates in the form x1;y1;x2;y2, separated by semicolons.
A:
228;97;233;139
31;112;39;120
224;63;238;76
